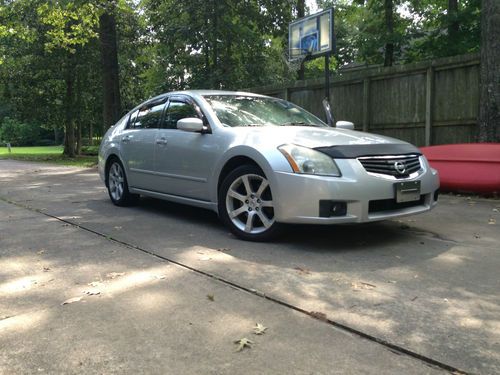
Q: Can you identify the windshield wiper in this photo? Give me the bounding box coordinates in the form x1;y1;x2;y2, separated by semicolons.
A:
280;121;319;127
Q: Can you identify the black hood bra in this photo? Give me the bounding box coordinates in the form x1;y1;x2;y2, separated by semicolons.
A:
315;143;422;159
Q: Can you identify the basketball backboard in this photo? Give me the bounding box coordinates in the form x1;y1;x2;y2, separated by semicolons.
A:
288;8;334;61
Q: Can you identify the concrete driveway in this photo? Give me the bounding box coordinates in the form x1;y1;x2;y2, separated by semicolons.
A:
1;160;499;374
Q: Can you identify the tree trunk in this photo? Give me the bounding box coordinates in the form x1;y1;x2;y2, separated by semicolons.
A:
76;122;82;156
478;0;500;142
63;56;75;158
75;68;83;156
99;10;121;130
89;123;93;146
212;0;220;88
384;0;394;67
297;0;305;80
448;0;459;55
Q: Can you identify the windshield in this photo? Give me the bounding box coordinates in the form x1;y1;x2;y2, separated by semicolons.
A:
203;95;327;128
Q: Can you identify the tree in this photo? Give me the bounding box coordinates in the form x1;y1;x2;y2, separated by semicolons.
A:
384;0;394;66
37;1;99;156
478;0;500;142
141;0;294;92
99;4;121;129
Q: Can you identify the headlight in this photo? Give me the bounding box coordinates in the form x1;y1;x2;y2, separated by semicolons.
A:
278;144;341;176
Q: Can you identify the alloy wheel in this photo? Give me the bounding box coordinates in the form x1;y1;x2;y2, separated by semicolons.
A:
225;173;275;234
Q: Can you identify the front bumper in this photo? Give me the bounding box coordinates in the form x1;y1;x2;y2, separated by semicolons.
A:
272;157;439;224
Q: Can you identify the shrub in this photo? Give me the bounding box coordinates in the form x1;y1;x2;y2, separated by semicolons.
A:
0;117;40;146
36;139;57;146
81;145;99;155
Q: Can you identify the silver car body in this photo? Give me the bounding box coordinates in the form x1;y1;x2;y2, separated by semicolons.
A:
99;90;439;225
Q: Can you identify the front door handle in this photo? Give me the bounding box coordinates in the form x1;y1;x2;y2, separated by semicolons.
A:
156;137;167;146
122;135;132;143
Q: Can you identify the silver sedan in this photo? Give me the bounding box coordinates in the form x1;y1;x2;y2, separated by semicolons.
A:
98;90;439;241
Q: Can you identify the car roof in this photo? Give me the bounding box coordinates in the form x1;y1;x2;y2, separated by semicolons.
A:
147;90;269;103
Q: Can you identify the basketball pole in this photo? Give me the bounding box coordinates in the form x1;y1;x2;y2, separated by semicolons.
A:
324;53;330;102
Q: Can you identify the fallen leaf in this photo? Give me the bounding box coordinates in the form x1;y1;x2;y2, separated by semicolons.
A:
114;226;122;230
234;338;253;352
253;323;267;335
351;281;376;290
493;208;499;213
411;296;418;301
207;294;214;301
106;272;125;279
310;311;328;321
154;275;166;280
387;280;397;284
88;281;102;287
37;250;45;255
61;296;83;305
217;248;231;252
488;218;496;225
294;266;311;275
83;290;101;296
42;267;50;272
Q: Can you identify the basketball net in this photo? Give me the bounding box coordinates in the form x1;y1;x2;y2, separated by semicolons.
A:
282;49;310;73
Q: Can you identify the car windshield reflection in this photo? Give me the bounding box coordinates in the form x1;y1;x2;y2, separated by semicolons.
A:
203;95;327;128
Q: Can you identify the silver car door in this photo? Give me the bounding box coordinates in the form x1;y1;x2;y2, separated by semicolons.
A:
120;101;165;189
154;97;219;200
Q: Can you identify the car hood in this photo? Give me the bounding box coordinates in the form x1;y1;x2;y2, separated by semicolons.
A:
229;126;409;148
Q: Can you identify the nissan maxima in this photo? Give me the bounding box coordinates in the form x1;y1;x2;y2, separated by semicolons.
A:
98;90;439;241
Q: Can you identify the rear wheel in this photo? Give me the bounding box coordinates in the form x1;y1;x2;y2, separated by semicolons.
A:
106;158;138;206
218;165;282;241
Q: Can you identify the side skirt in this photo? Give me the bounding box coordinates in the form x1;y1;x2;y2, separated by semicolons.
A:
129;187;218;213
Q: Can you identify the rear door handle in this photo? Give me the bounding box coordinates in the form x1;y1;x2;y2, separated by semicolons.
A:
156;137;167;146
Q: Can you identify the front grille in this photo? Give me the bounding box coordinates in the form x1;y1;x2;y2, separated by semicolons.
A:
369;195;425;213
358;154;421;178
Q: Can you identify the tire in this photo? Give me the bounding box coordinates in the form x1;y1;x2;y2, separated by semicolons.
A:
218;165;282;241
106;158;138;206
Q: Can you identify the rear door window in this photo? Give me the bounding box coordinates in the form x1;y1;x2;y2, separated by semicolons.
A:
135;102;166;129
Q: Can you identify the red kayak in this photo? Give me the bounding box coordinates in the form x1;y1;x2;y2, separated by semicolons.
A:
420;143;500;194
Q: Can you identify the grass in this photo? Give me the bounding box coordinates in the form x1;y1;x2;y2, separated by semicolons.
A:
0;146;97;167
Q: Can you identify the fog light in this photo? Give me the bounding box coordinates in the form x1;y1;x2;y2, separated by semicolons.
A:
319;200;347;217
434;189;439;201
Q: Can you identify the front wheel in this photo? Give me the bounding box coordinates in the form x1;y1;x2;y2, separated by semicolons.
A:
106;159;138;206
218;165;282;241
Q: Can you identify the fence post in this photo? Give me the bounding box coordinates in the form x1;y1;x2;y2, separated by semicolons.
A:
283;88;289;101
425;67;434;146
363;79;370;132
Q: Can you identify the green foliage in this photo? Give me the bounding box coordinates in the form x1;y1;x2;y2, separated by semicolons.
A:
37;1;99;54
317;0;480;65
0;117;40;146
140;0;295;92
0;145;97;167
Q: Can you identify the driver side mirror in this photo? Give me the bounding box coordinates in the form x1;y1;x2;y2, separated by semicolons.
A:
177;118;204;132
335;121;355;130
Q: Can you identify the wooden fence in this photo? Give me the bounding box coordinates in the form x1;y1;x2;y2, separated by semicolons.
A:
249;53;480;146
